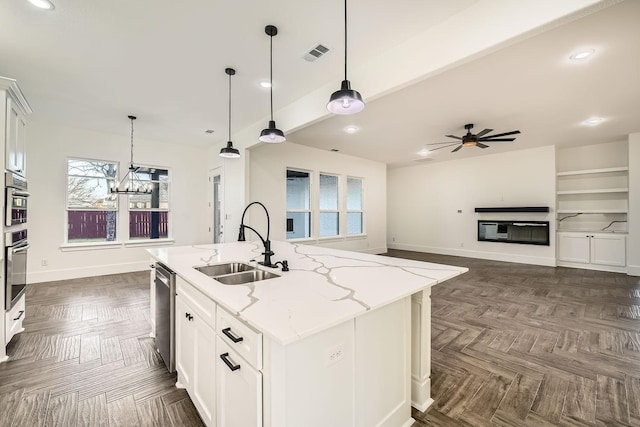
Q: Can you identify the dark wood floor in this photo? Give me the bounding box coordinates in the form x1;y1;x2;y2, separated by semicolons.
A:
0;271;204;427
383;250;640;427
1;253;638;426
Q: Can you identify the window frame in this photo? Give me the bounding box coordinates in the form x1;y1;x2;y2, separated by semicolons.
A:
346;176;365;236
65;157;120;245
318;172;340;238
286;168;313;241
126;165;172;242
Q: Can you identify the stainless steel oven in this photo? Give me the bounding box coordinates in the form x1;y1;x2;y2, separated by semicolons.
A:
5;229;28;310
5;171;29;227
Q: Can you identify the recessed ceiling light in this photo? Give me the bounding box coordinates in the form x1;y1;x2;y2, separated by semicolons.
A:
331;148;340;152
582;117;605;126
259;81;272;88
205;129;215;134
570;49;595;60
343;125;359;134
28;0;55;9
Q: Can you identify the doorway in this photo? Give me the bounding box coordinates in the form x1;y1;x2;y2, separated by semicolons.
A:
210;168;223;243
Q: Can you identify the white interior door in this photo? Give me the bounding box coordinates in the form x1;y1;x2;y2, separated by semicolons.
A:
209;168;224;243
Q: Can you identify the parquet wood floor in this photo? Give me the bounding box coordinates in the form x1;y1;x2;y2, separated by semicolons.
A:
382;250;640;427
0;271;203;427
1;253;638;426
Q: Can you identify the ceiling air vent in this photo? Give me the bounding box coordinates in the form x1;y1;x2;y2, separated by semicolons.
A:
304;44;330;62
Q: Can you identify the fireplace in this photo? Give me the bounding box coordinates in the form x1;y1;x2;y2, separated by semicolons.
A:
478;220;549;246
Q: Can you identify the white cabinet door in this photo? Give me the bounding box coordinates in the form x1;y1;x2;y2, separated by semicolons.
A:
176;296;195;389
591;234;626;267
5;97;27;175
557;233;590;263
216;336;262;427
193;315;216;426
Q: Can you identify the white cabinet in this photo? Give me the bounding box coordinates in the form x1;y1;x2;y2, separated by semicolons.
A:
175;287;216;426
5;96;27;175
216;336;262;427
558;232;626;272
5;293;26;344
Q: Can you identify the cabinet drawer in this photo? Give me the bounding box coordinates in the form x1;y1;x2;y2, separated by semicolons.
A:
6;293;26;343
177;276;216;330
217;307;263;370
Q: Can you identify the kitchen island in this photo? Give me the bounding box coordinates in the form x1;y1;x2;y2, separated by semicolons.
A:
148;241;467;427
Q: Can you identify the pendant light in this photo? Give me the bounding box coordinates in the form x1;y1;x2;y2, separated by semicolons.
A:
219;68;241;158
259;25;286;143
327;0;364;115
110;115;152;196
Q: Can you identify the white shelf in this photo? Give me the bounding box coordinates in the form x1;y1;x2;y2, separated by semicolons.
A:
557;188;628;195
557;166;628;177
557;209;628;214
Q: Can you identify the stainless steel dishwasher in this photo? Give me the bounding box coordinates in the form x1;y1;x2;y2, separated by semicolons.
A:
155;262;176;373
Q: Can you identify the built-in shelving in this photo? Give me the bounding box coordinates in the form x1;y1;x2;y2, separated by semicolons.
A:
557;209;628;214
557;188;628;195
556;166;628;177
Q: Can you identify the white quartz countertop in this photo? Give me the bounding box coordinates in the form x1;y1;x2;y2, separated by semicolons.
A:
148;241;467;345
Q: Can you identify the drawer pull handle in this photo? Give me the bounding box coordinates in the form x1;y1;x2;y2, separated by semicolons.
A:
185;312;194;321
220;352;241;371
13;310;24;321
222;327;244;343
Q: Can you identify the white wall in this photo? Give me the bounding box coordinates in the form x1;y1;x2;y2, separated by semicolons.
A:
27;120;209;283
248;142;387;254
628;133;640;276
387;145;556;266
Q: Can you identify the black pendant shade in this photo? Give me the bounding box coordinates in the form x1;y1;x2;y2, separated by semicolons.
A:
259;25;285;143
327;0;364;115
220;67;241;159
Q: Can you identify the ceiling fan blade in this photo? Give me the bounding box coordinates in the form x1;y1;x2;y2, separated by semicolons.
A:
476;142;489;148
479;138;516;142
475;128;493;138
451;145;463;153
481;130;520;139
444;134;462;140
427;144;459;152
425;141;461;145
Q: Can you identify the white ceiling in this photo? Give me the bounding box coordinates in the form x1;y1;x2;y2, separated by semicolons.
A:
2;0;638;166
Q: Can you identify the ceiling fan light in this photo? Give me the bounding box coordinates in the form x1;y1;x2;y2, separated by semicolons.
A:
28;0;55;10
327;80;365;115
259;120;286;143
219;141;240;158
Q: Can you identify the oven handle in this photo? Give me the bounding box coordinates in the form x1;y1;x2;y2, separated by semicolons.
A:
11;190;31;198
13;244;30;253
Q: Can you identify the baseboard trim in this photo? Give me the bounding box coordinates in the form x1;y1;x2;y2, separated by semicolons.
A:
628;264;640;277
557;261;627;274
28;261;149;284
387;243;556;267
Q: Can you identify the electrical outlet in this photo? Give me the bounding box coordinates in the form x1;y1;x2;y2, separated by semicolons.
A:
392;237;396;242
460;243;464;248
327;343;344;366
41;259;48;267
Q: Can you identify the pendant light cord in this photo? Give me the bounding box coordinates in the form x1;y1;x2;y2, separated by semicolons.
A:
228;71;232;141
269;33;274;121
344;0;348;81
129;117;135;167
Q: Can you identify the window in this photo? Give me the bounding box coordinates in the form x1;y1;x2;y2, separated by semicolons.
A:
128;167;170;240
286;169;311;239
66;159;118;243
319;174;339;237
347;177;363;235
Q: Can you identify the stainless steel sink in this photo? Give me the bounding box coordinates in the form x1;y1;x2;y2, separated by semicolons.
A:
213;269;280;285
194;262;255;277
193;262;280;285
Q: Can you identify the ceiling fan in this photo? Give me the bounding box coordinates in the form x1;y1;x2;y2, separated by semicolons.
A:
426;123;520;153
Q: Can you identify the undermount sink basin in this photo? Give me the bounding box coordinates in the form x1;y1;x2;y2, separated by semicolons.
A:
194;262;255;277
193;262;280;285
213;269;280;285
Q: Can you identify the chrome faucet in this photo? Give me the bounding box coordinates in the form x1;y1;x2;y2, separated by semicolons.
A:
238;201;276;267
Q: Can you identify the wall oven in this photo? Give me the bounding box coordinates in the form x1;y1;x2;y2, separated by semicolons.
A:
5;229;28;310
5;171;29;227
